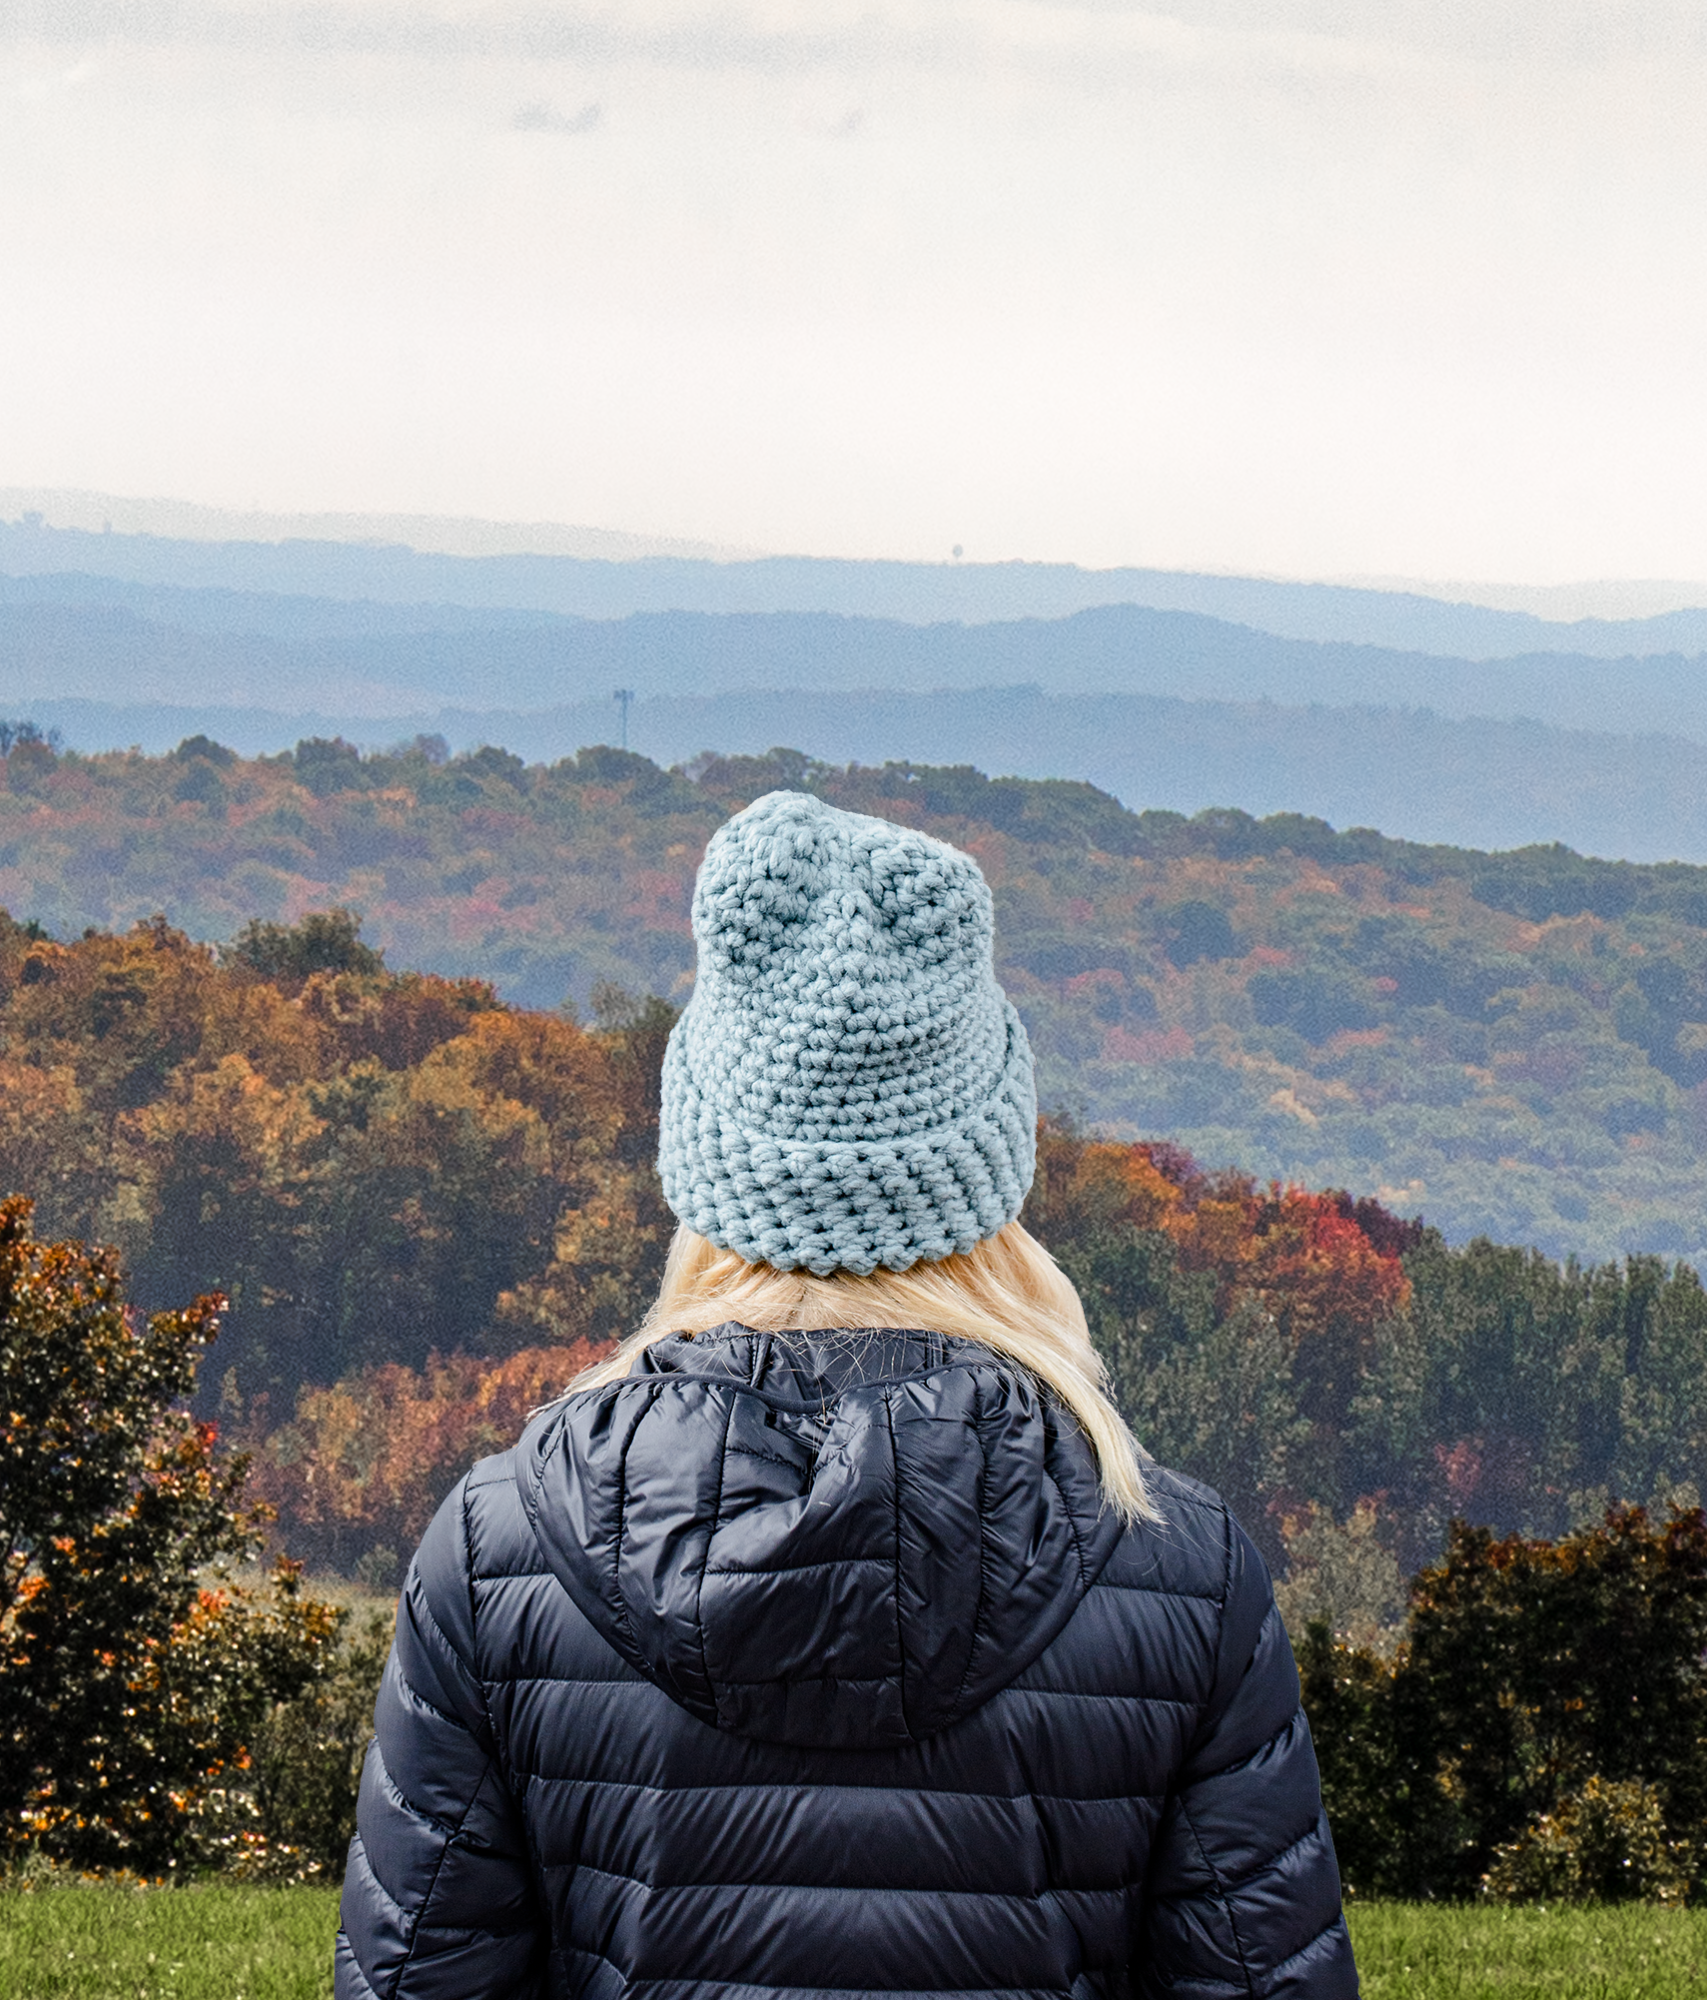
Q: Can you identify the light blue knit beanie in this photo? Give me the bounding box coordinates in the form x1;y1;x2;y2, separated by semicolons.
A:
657;790;1036;1276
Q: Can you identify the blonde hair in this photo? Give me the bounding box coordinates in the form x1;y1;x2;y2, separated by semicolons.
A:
575;1219;1154;1524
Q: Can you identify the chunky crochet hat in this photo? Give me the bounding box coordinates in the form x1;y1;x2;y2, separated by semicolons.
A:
658;790;1036;1275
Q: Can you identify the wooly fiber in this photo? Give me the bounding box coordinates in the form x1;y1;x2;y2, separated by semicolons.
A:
657;789;1036;1275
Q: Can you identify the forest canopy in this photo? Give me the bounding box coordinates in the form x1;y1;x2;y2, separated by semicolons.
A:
0;900;1700;1598
2;733;1707;1262
4;733;1706;1897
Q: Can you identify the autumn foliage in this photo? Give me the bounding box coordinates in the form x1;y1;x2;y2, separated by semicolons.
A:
161;1075;1707;1595
238;1116;1425;1579
10;733;1707;1266
1027;1127;1415;1337
0;1196;341;1873
246;1340;612;1577
0;907;675;1402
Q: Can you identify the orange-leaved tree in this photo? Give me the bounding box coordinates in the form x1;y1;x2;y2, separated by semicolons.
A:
1024;1123;1420;1549
0;1197;341;1872
245;1340;614;1579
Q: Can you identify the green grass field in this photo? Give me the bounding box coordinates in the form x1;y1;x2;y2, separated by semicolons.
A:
0;1885;337;2000
1;1887;1704;1997
1348;1902;1707;1995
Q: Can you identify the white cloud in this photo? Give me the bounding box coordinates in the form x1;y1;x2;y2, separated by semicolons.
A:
2;0;1687;78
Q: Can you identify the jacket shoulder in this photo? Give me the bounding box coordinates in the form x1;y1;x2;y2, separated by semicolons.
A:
1080;1465;1278;1715
406;1446;547;1661
1095;1461;1244;1599
462;1443;548;1582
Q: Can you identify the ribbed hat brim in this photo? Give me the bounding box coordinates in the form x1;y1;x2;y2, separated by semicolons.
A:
658;1000;1037;1276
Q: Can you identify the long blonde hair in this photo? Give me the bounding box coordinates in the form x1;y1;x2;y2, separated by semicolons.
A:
574;1219;1154;1524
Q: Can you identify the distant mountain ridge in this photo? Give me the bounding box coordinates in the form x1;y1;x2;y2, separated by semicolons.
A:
0;488;749;562
9;529;1707;865
19;681;1707;865
7;577;1707;740
7;512;1707;658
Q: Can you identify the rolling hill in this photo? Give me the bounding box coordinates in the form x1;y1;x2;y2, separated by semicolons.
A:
3;730;1707;1270
7;508;1707;655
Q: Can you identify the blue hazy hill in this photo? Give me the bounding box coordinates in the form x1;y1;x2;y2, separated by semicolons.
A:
5;511;1707;658
20;682;1707;865
6;579;1707;745
8;534;1707;864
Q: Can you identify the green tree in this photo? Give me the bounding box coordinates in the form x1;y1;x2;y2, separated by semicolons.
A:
1294;1622;1411;1898
227;908;382;984
1301;1506;1707;1901
242;1609;392;1876
0;1198;339;1872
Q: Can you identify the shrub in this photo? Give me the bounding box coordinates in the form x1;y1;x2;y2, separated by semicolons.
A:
1484;1777;1695;1906
0;1197;342;1873
234;1608;393;1879
1299;1505;1707;1902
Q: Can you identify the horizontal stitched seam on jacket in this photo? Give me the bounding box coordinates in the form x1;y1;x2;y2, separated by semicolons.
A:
457;1560;1231;1592
705;1555;892;1577
724;1445;817;1474
1134;1480;1223;1515
567;1861;1073;1900
405;1917;540;1947
514;1772;1168;1805
1087;1580;1221;1603
1266;1911;1349;1980
481;1671;1196;1711
614;1987;1075;1998
461;1560;1231;1592
993;1687;1197;1708
556;1951;1078;2000
692;1671;902;1689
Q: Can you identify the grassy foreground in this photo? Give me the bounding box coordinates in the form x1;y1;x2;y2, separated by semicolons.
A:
0;1884;337;2000
1347;1902;1707;1996
1;1887;1705;1997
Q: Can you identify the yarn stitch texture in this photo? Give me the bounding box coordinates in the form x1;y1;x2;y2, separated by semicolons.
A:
657;789;1036;1275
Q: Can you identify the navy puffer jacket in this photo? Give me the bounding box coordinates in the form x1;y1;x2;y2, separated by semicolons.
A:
336;1328;1358;1998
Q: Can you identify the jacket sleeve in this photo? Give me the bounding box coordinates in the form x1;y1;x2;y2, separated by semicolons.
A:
335;1475;542;2000
1138;1515;1359;1998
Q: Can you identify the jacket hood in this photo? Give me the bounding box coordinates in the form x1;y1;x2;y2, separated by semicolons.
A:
519;1327;1123;1752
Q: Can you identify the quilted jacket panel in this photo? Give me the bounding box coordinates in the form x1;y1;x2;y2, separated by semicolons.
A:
336;1328;1358;1999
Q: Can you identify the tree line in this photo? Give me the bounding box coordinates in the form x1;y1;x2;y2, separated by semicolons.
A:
4;1185;1704;1898
1;904;1704;1892
0;903;1701;1575
3;730;1707;1263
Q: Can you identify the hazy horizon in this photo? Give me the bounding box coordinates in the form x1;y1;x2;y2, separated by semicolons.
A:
7;485;1707;627
6;3;1707;584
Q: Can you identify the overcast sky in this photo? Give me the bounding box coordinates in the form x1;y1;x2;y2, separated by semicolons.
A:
4;0;1706;579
